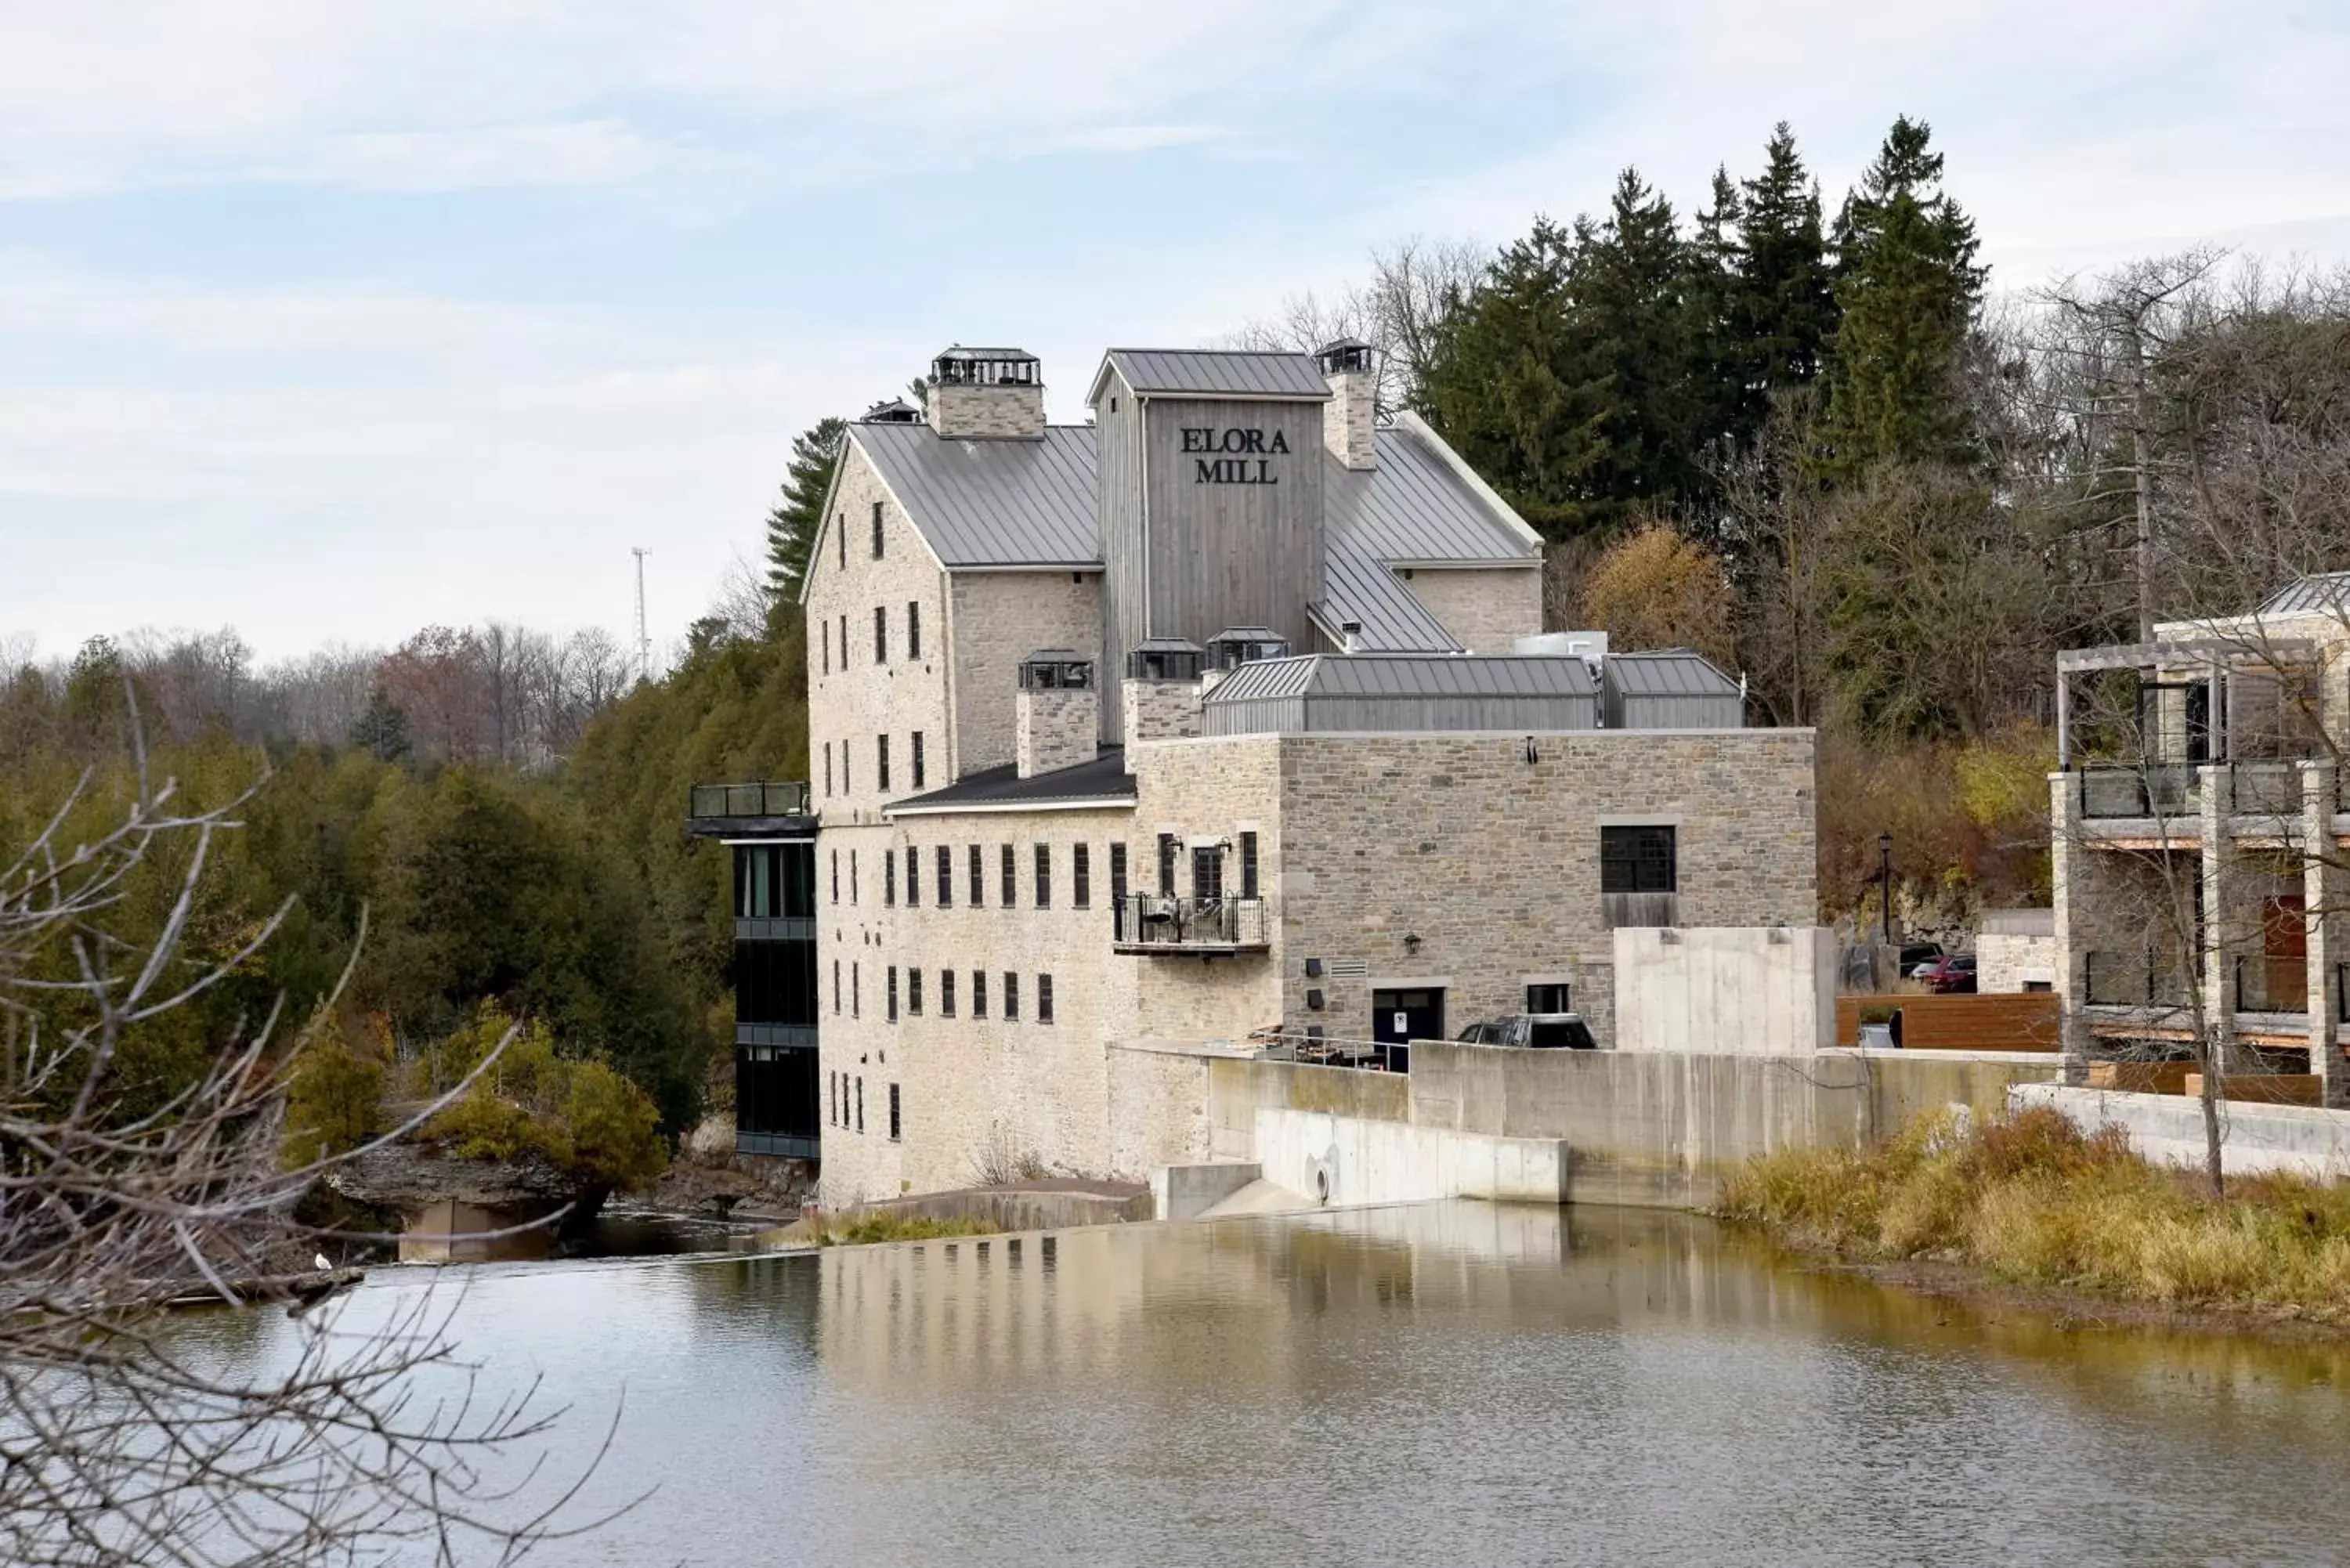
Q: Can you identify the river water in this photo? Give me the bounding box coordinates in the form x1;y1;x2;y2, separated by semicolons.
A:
183;1202;2350;1566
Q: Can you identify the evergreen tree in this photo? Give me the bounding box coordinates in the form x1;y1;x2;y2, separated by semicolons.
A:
1817;117;1987;476
1734;122;1838;414
763;416;847;599
349;685;412;763
1565;168;1708;522
1685;165;1750;457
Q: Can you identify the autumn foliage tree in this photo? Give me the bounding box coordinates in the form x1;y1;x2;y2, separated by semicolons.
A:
1573;522;1737;667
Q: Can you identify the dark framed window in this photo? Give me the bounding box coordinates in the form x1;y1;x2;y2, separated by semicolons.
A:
855;1075;863;1133
1110;843;1128;905
912;731;926;789
838;516;846;571
888;1082;901;1142
1073;844;1090;908
822;742;832;797
972;970;988;1018
887;965;898;1022
832;958;841;1013
1527;983;1571;1013
870;500;884;558
736;939;817;1024
841;735;850;795
903;843;919;906
1034;843;1052;909
1000;844;1016;907
828;1071;836;1125
941;970;956;1017
908;601;921;660
1191;845;1223;901
1241;831;1260;898
1038;973;1054;1024
820;620;829;675
969;844;985;906
935;845;953;907
1157;833;1177;896
849;849;858;905
877;734;890;792
838;614;847;672
1003;971;1019;1021
908;967;923;1016
1600;826;1677;893
883;850;896;907
873;605;888;664
830;848;839;904
851;961;859;1017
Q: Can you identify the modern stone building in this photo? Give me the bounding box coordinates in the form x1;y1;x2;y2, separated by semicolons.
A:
796;341;1817;1205
2050;573;2350;1101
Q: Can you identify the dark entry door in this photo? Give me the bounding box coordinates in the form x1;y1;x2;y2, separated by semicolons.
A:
1371;988;1442;1073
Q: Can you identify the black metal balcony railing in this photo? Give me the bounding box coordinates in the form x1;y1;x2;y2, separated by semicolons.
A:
2235;955;2311;1016
2082;950;2194;1009
689;781;812;819
1113;894;1268;952
2078;765;2201;819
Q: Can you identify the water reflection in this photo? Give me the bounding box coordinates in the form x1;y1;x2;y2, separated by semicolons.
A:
183;1205;2350;1566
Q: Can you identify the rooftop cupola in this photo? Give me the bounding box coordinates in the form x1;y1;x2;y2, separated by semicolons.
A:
927;346;1046;440
862;397;921;423
1016;650;1097;779
1122;637;1205;752
1316;338;1378;470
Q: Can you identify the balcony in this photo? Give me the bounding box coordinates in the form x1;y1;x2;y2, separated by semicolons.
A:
2082;950;2194;1010
2072;760;2339;832
686;780;816;839
2234;956;2309;1017
1112;894;1269;957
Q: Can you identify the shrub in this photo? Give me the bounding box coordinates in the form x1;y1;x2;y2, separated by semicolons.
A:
418;1003;667;1188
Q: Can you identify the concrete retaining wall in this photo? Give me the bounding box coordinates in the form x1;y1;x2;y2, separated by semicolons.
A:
2013;1082;2350;1180
1253;1107;1569;1206
1611;926;1836;1055
1151;1162;1263;1220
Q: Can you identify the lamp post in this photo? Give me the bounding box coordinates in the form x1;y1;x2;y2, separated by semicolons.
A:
1877;832;1893;948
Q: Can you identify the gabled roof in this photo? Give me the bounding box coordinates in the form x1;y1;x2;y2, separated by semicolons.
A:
1208;654;1596;704
2261;572;2350;616
1317;531;1461;652
1090;349;1332;403
1603;650;1741;697
851;422;1097;567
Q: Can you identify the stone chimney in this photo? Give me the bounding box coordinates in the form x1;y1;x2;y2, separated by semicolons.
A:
1317;338;1377;470
1120;638;1205;753
928;346;1046;440
1016;652;1097;779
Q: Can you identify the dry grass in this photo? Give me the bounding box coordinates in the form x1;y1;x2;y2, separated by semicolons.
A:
1719;1108;2350;1320
812;1212;999;1247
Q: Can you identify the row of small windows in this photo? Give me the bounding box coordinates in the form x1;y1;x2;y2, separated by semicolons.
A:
827;1071;901;1141
819;600;924;676
883;965;1054;1025
822;732;927;797
834;500;888;573
819;836;1269;909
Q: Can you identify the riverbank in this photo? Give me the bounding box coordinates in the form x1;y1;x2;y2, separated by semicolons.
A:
1717;1107;2350;1338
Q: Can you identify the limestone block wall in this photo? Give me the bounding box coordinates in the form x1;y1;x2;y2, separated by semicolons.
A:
1321;370;1376;469
1978;931;2057;992
1123;677;1201;751
1017;686;1098;778
1396;565;1542;654
807;443;954;826
928;381;1046;439
816;805;1140;1209
1271;730;1816;1046
1127;735;1286;1039
952;570;1101;773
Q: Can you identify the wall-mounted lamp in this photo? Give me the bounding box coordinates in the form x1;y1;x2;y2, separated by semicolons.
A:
1403;933;1423;955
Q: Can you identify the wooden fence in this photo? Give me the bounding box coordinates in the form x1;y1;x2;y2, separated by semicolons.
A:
1835;992;2061;1053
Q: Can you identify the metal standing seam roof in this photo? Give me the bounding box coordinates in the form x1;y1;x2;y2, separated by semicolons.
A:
1098;349;1333;400
1206;654;1596;705
1603;650;1741;697
2259;572;2350;616
850;422;1099;566
844;417;1535;649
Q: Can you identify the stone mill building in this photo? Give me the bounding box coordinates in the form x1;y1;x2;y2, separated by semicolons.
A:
776;340;1815;1206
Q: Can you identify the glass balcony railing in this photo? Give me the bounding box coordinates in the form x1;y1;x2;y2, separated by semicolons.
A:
2078;765;2202;819
689;781;812;819
2082;950;2195;1009
2235;956;2309;1016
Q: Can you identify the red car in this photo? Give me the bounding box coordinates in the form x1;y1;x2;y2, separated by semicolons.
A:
1920;953;1978;994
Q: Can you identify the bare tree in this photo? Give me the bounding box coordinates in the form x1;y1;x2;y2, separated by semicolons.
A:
0;721;616;1563
1220;235;1488;413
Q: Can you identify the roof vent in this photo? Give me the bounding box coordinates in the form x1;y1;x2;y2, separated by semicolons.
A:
862;397;921;423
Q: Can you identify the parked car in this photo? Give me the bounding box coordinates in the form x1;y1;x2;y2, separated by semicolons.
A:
1920;953;1978;994
1900;941;1945;978
1455;1013;1598;1050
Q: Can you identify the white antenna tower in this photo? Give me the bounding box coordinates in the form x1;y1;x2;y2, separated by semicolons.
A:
631;547;652;682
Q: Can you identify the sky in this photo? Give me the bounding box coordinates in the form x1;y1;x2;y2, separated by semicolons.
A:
3;2;2347;668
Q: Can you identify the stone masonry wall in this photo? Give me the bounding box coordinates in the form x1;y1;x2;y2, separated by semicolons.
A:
1396;565;1543;654
1271;730;1816;1046
815;806;1141;1209
1123;677;1201;751
1321;369;1375;470
806;442;954;827
928;381;1047;439
951;571;1102;772
1017;686;1098;778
